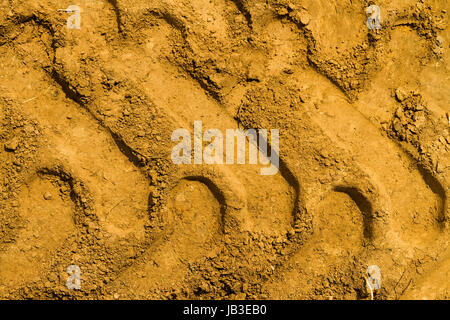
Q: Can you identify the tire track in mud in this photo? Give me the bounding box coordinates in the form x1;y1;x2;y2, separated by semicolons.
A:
95;44;298;294
0;43;151;290
0;169;79;290
9;62;150;241
241;4;448;297
95;0;429;297
266;69;448;299
135;0;449;298
59;5;297;233
2;7;297;295
305;70;445;244
0;0;448;299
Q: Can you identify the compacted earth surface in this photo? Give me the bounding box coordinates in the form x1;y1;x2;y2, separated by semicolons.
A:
0;0;448;299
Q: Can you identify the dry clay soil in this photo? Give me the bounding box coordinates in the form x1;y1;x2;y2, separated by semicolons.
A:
0;0;448;300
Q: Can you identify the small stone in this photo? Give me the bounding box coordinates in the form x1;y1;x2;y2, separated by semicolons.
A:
113;293;119;299
287;3;297;11
395;107;404;118
298;10;311;25
393;121;403;133
5;137;19;151
87;221;97;232
43;192;53;200
277;7;289;16
247;62;263;82
395;88;408;102
199;281;209;293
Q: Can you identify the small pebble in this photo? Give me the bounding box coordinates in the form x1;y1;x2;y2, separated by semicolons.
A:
5;137;19;151
395;88;408;102
298;10;311;25
43;192;52;200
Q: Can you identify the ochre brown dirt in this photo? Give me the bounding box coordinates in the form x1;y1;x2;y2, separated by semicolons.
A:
0;0;448;299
